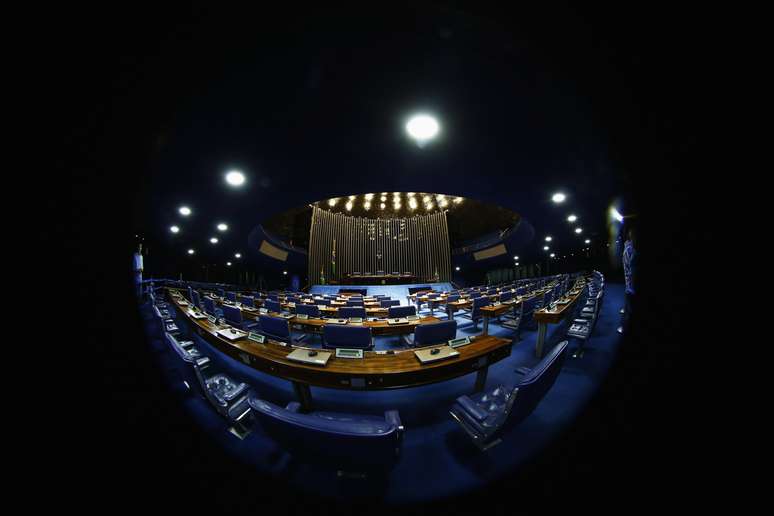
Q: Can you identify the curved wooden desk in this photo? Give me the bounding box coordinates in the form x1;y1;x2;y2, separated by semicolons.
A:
167;288;513;410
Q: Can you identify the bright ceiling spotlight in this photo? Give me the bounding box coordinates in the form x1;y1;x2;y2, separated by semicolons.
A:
567;214;578;222
543;246;550;251
513;255;519;260
226;262;232;266
405;113;440;143
225;170;245;187
550;253;555;258
210;237;218;244
407;192;415;197
551;192;566;203
380;195;387;202
584;239;590;244
455;266;460;271
170;225;180;234
545;236;552;242
365;193;374;200
328;198;337;207
380;203;386;209
423;195;431;203
345;201;353;211
364;201;371;210
575;227;583;234
610;207;624;222
348;195;356;200
283;271;288;275
235;253;241;258
178;206;192;216
408;198;418;210
217;223;228;231
187;249;195;255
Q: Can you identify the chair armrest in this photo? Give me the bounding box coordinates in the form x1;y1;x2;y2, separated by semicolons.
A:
285;401;302;413
223;382;248;402
456;395;488;421
384;410;403;431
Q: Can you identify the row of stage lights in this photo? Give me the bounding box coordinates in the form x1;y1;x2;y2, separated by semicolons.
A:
324;193;463;212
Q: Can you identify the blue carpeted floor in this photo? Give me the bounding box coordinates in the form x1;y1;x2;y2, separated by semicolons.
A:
143;284;625;504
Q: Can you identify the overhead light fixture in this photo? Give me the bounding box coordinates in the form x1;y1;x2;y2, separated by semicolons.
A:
345;201;353;211
217;223;228;231
225;170;245;187
567;214;578;222
455;266;460;271
235;253;242;258
210;237;218;244
543;246;550;251
575;227;583;234
348;195;356;200
454;197;463;203
364;201;371;210
380;203;386;209
170;225;180;234
187;249;195;255
545;236;552;242
328;198;337;207
365;193;374;200
409;198;418;210
283;271;287;275
551;192;566;203
405;113;440;144
584;239;590;244
178;206;192;216
226;262;232;266
513;255;519;260
550;253;555;258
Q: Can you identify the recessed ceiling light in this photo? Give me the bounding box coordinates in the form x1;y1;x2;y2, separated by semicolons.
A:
545;236;552;242
187;249;195;255
179;206;192;216
170;225;180;234
544;246;550;251
405;114;440;142
550;253;555;257
584;239;590;244
217;223;228;231
210;237;218;244
345;201;353;211
225;170;245;186
283;271;287;275
235;253;241;258
513;255;519;260
328;198;337;207
575;227;583;234
364;201;371;210
380;203;386;209
551;192;566;203
567;214;578;222
455;266;460;271
226;262;232;266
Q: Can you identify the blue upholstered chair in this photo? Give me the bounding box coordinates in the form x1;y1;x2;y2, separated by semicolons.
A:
346;299;365;307
238;295;255;307
192;291;202;309
323;325;373;349
264;299;283;314
462;296;491;329
338;307;367;319
568;290;604;358
225;292;237;302
499;291;513;303
193;356;252;435
450;340;570;450
412;320;457;347
247;396;403;470
295;304;321;318
202;297;223;318
388;305;416;318
222;305;260;332
258;314;294;344
380;299;401;308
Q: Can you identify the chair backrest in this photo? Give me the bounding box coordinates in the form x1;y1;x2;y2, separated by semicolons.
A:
380;299;401;307
471;296;491;318
295;304;320;318
192;291;202;308
265;299;282;313
222;304;243;326
446;294;460;303
323;324;372;349
388;305;416;318
203;297;217;315
225;292;237;302
258;314;291;340
470;291;483;299
247;397;402;468
239;295;255;307
509;341;569;425
499;291;513;302
339;307;367;319
346;299;364;306
414;320;457;346
316;298;331;306
268;293;279;301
